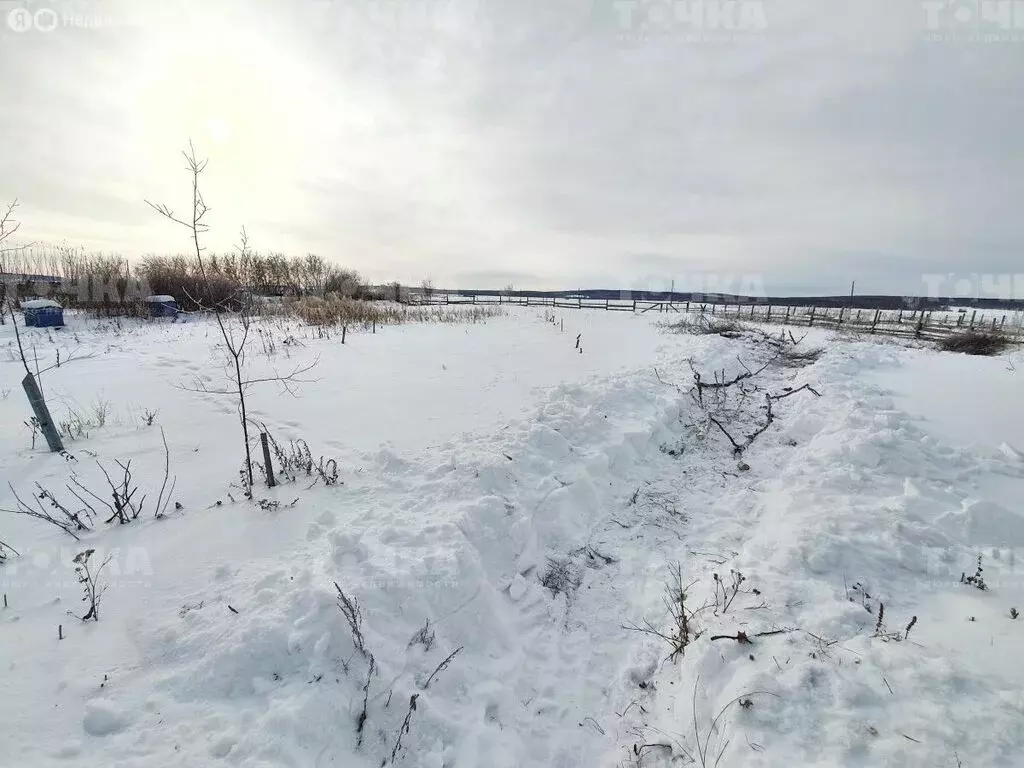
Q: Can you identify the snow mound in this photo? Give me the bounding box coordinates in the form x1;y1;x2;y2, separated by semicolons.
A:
936;498;1024;546
82;700;131;737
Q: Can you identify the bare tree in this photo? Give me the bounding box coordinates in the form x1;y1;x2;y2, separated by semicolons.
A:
146;143;317;487
325;267;363;298
0;199;24;325
301;253;328;297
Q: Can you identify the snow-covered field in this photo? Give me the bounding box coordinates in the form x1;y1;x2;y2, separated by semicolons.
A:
2;308;1023;767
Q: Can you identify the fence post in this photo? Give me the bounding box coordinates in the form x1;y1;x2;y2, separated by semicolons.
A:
260;433;276;488
785;305;791;323
22;373;64;453
632;299;637;312
872;309;880;333
685;301;690;312
808;306;815;326
838;307;844;325
749;304;755;319
969;310;976;329
766;305;772;321
1001;314;1006;329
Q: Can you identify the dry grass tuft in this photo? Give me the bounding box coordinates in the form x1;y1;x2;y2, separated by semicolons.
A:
292;296;502;328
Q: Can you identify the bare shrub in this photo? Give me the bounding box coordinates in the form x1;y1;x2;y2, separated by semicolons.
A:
1;482;92;538
3;431;175;533
688;356;820;455
664;314;747;337
408;620;436;651
57;398;112;441
140;254;241;310
961;554;987;590
939;330;1009;356
258;429;339;487
541;557;583;596
711;569;759;615
624;562;707;661
69;548;112;622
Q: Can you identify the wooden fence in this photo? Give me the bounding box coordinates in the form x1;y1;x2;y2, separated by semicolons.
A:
409;293;1024;342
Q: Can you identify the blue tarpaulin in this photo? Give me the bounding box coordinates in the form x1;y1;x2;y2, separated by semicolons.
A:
21;299;64;328
146;295;179;318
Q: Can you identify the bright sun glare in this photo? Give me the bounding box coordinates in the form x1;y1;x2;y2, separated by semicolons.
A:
206;117;231;145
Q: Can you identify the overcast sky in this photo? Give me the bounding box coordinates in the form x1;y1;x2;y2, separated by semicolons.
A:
1;0;1021;295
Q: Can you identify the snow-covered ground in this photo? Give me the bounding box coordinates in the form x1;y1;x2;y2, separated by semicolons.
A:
2;308;1023;767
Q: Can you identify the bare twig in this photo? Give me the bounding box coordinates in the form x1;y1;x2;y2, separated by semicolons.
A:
389;694;420;763
1;482;89;539
154;427;177;518
423;646;463;689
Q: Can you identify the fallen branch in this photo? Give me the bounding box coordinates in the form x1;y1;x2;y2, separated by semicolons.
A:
769;383;821;400
709;628;796;643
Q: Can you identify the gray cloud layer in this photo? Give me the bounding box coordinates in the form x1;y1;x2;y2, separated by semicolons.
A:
1;0;1022;295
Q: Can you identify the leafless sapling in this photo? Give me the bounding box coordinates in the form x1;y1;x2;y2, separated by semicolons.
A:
146;144;317;486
